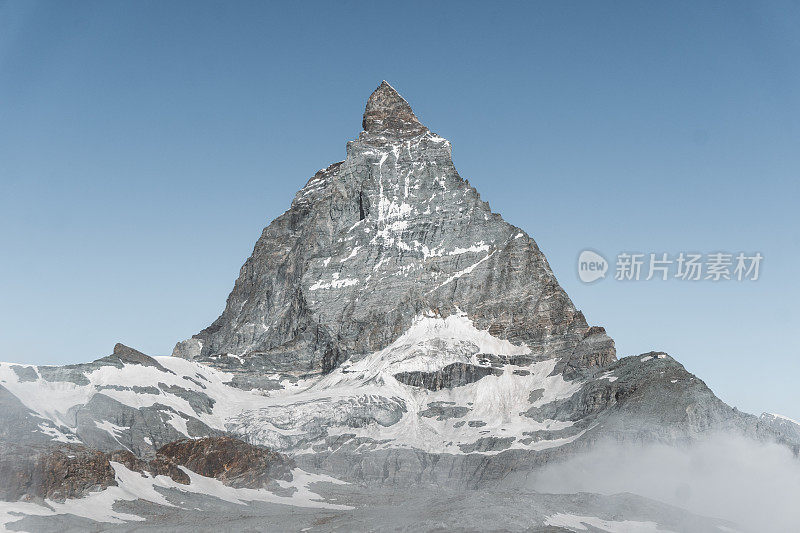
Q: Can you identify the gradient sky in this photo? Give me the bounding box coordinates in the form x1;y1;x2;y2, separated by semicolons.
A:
1;1;798;420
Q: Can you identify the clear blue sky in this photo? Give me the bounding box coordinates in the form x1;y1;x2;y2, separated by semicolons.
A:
1;1;798;420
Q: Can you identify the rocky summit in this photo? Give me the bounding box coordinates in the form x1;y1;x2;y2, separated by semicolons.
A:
1;82;797;532
174;80;612;382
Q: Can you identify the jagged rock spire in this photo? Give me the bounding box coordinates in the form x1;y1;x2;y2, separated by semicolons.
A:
362;81;427;136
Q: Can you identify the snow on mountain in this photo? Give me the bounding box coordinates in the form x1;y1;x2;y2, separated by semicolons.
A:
760;412;800;445
0;81;795;532
0;312;589;458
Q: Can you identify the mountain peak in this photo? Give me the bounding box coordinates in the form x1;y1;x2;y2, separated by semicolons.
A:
362;81;427;136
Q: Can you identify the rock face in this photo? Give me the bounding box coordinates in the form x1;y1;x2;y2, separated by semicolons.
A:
103;343;171;371
393;362;503;390
0;436;295;501
0;444;115;502
362;80;428;136
154;436;295;487
177;81;614;381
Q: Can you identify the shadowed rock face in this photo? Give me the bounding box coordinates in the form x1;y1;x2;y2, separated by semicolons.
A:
394;362;503;390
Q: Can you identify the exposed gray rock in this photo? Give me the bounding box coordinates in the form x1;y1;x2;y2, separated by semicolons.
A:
99;343;173;374
38;364;91;385
10;365;37;382
528;388;545;403
554;326;617;380
459;436;516;453
0;385;75;447
394;362;502;390
158;383;216;414
419;402;469;420
97;384;161;395
36;343;171;385
72;393;218;457
172;338;203;360
176;81;613;380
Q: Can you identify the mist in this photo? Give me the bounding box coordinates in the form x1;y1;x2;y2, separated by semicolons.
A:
528;434;800;531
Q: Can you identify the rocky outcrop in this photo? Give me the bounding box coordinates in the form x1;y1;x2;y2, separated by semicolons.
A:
154;436;295;486
97;436;296;488
394;362;503;390
0;436;295;502
172;338;203;360
555;326;617;380
100;343;173;373
0;444;115;502
362;81;428;137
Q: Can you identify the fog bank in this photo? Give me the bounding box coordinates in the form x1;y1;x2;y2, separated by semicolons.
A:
529;434;800;531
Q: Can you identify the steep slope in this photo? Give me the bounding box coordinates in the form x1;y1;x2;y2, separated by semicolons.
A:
174;81;615;384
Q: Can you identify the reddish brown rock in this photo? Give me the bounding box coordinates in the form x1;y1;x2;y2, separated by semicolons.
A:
155;436;295;487
1;436;295;502
362;81;427;137
0;444;115;502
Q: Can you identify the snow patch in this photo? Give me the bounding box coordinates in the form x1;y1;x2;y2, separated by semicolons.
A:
545;513;672;532
37;423;81;444
309;273;360;291
447;243;490;255
433;251;495;290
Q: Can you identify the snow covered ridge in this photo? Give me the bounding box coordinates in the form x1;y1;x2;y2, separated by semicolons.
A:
0;350;269;452
762;412;800;426
0;312;595;457
760;412;800;444
0;309;785;463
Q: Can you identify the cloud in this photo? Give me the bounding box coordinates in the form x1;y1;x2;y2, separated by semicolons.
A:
528;434;800;531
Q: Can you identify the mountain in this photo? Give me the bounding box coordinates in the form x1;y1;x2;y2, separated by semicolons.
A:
0;82;796;532
175;80;613;383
